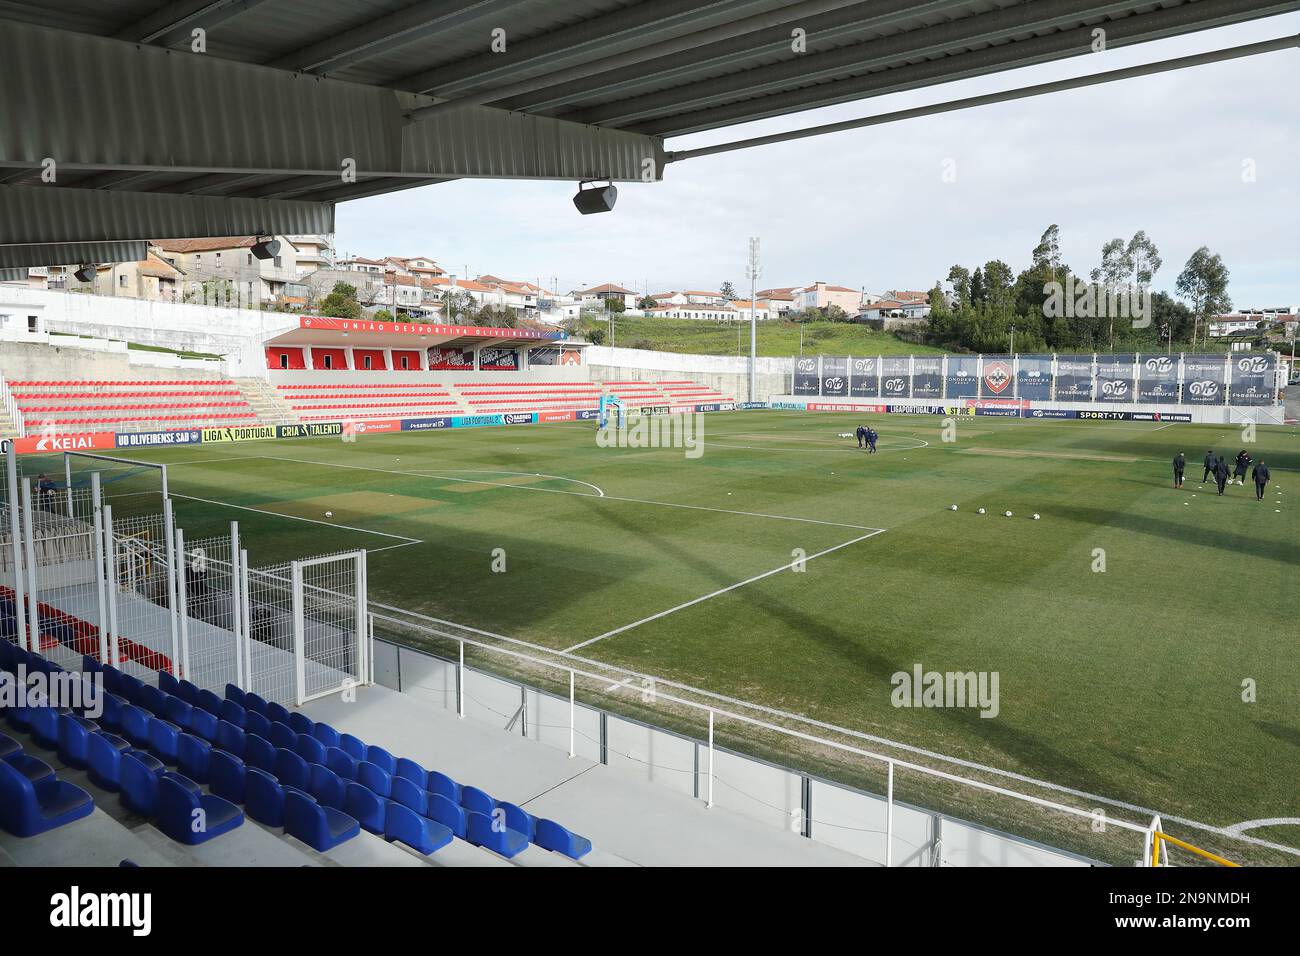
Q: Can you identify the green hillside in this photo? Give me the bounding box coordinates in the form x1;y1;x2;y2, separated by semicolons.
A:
575;315;943;357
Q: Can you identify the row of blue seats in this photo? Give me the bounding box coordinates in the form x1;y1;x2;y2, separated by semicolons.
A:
0;728;95;837
218;681;592;860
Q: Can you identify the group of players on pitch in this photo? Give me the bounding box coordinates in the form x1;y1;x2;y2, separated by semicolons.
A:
854;424;878;453
1172;449;1271;499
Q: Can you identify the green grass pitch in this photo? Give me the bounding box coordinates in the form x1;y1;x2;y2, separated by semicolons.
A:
53;411;1299;863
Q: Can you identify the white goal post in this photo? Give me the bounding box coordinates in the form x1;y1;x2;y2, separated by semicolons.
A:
62;452;168;517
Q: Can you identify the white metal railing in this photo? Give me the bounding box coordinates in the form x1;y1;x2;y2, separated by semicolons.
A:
0;372;26;438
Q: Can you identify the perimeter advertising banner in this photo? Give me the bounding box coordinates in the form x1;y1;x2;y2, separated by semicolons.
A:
478;348;520;371
1182;354;1227;405
1228;352;1276;406
1095;354;1135;403
821;356;849;397
848;356;879;398
1016;355;1053;401
201;425;277;443
911;356;943;399
427;346;475;370
881;357;910;399
8;432;117;455
980;356;1014;398
116;430;202;449
945;355;980;398
792;356;820;395
1137;354;1179;404
277;423;344;439
1054;355;1094;402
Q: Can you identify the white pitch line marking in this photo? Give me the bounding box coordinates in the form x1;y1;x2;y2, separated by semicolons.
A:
169;492;423;551
563;529;885;652
1225;817;1300;834
406;468;606;497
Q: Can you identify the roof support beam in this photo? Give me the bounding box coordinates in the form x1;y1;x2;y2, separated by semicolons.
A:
0;185;334;246
0;240;150;270
114;0;275;46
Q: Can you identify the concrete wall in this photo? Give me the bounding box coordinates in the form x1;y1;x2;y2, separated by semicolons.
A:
0;340;229;382
586;345;790;401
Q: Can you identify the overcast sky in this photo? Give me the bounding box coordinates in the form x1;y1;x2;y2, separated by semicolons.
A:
337;13;1300;307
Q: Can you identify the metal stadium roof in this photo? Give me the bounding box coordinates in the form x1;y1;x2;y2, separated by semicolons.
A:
1;0;1297;266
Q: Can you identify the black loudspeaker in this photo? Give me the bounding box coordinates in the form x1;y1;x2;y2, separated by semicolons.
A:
250;239;281;260
73;265;96;283
573;182;618;215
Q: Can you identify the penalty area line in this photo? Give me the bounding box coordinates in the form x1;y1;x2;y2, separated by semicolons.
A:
169;492;423;552
564;528;885;652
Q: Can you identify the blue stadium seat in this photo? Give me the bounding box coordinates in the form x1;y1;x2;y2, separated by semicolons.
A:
459;785;495;817
312;722;341;750
30;704;71;750
0;758;94;837
295;733;326;765
57;713;100;769
117;673;144;706
535;819;593;860
274;748;310;790
465;810;529;859
219;699;246;729
98;666;123;696
384;801;452;856
244;767;286;828
390;776;427;816
325;747;357;781
356;760;392;798
196;689;222;717
244;710;272;741
224;684;246;708
308;764;346;811
98;692;128;734
120;704;153;749
120;750;166;817
344;782;386;835
339;734;367;762
177;679;200;705
0;732;20;760
427;770;462;804
284;789;359;852
498;801;537;842
209;750;246;804
427;792;468;839
147;717;181;764
244;692;268;717
189;708;219;744
395;757;427;789
138;684;168;717
86;731;132;791
266;701;290;727
158;773;243;845
244;734;276;774
269;721;296;751
287;711;313;737
366;745;397;775
4;751;56;785
158;671;181;697
177;733;212;783
163;695;194;733
215;720;246;758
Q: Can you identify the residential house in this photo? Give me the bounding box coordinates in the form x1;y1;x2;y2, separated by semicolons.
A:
155;235;298;306
61;248;186;302
288;234;335;278
792;281;863;315
577;283;639;311
756;288;796;316
645;302;740;321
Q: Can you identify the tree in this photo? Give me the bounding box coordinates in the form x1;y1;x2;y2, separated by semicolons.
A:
719;281;737;300
1090;238;1131;288
1125;230;1162;291
372;309;394;323
320;281;361;320
1176;247;1231;348
439;288;475;322
637;296;657;310
604;296;626;314
969;267;986;308
1031;224;1065;283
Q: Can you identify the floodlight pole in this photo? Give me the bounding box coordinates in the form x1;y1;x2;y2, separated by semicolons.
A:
747;237;761;404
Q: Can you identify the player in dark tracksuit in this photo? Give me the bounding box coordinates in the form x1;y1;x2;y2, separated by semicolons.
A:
1201;450;1215;484
1233;450;1251;485
855;425;867;449
1252;460;1270;501
867;428;878;453
1172;452;1185;489
1214;457;1230;496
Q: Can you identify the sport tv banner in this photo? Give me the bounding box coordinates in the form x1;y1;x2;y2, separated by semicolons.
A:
1054;355;1094;402
881;357;910;399
1182;354;1227;405
946;355;979;398
848;356;879;398
1137;354;1179;404
821;356;849;397
980;356;1014;398
1017;355;1053;401
911;356;943;399
793;356;820;395
1228;353;1275;406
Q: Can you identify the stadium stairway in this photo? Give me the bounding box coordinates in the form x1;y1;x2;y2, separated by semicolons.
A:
235;377;300;426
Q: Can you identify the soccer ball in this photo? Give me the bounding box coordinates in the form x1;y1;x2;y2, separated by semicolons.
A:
1004;511;1013;517
1032;513;1040;520
949;504;958;511
325;511;333;518
977;508;986;515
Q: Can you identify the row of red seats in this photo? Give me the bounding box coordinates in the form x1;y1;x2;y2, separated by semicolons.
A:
288;392;452;400
13;391;243;400
25;414;257;426
0;586;173;674
276;383;441;390
9;379;233;387
288;402;458;410
19;403;249;412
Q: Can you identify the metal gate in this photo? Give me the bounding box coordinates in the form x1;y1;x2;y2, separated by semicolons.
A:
291;551;368;705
